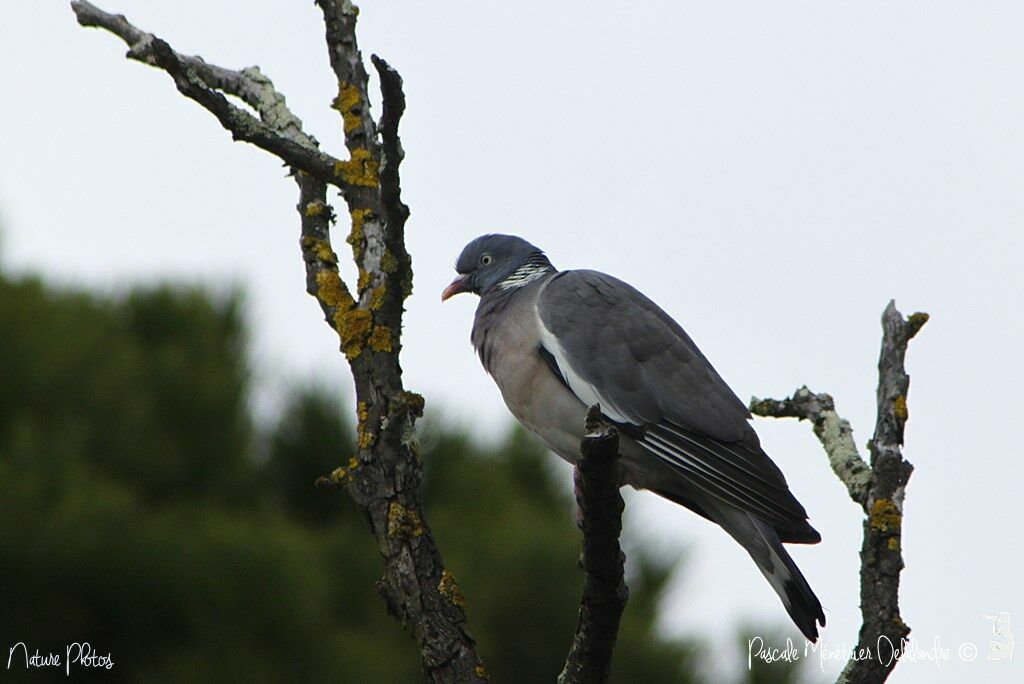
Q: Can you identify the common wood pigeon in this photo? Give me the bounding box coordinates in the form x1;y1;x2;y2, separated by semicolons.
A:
442;234;825;641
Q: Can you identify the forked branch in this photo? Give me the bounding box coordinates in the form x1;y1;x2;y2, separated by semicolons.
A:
751;301;927;683
73;1;485;680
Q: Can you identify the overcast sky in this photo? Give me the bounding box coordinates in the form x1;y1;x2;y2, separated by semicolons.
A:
2;1;1021;681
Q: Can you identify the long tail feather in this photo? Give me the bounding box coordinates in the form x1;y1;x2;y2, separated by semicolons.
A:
714;505;826;641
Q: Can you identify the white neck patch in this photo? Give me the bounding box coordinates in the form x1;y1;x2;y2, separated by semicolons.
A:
498;262;553;290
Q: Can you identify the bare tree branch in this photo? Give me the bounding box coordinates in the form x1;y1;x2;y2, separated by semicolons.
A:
751;301;927;683
73;0;349;188
559;406;628;684
72;2;487;681
750;388;872;506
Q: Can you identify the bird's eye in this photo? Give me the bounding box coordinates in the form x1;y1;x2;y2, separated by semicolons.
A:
480;254;493;266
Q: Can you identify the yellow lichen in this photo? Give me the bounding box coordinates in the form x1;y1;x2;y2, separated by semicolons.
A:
438;569;467;608
368;325;392;353
357;269;372;294
356;402;372;449
357;425;374;450
334;82;361;112
887;537;900;551
315;269;352;310
327;457;360;485
342;112;360;135
332;82;362;134
334;307;372;360
348;208;373;260
869;499;902;533
305;200;326;217
368;285;386;311
328;466;349;485
474;664;489;680
893;395;908;421
304;236;337;265
334;148;379;188
380;249;398;273
314;242;337;265
387;501;424;538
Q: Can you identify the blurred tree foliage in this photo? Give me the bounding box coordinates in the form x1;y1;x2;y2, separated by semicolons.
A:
0;270;800;683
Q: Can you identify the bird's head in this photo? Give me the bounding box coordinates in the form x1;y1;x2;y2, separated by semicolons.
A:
441;234;551;300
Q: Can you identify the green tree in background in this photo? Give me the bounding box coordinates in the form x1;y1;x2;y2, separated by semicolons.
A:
0;269;800;682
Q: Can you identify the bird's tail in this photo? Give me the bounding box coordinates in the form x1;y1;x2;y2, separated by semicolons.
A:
714;504;826;642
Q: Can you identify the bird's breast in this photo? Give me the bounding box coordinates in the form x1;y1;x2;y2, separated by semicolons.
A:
472;290;587;464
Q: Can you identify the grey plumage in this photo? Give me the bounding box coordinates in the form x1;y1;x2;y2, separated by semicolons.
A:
444;234;826;641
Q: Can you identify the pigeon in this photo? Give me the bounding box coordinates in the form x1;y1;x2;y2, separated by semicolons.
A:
442;234;826;641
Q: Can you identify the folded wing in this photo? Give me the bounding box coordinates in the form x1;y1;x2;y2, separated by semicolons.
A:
536;269;818;542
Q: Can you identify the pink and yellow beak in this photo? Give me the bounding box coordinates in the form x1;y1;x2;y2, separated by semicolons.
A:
441;274;471;301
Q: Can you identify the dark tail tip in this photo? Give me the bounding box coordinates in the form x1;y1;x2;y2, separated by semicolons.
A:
782;575;826;642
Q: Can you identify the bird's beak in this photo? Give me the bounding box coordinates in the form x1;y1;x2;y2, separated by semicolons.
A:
441;274;471;302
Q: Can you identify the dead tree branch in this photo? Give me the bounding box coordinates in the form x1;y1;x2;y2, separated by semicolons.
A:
71;1;342;181
72;1;486;680
559;406;628;684
750;388;872;507
750;300;928;683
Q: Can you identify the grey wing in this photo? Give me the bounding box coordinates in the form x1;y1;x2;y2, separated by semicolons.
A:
536;270;818;541
535;269;750;437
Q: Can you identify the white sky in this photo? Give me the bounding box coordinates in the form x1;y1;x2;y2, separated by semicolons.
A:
2;2;1021;681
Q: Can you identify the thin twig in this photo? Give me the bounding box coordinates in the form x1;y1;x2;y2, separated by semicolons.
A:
73;0;346;187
